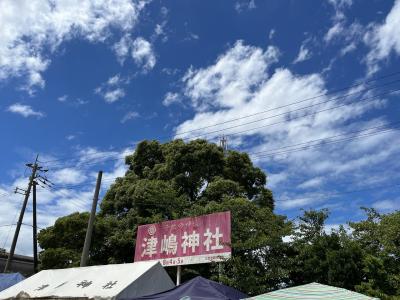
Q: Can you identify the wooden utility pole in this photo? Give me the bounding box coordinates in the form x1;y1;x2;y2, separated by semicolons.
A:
4;155;39;272
32;181;38;273
80;171;103;267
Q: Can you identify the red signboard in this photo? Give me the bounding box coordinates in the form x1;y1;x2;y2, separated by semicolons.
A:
134;211;231;266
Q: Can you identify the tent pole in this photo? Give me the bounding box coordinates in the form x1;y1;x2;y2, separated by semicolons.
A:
176;265;181;285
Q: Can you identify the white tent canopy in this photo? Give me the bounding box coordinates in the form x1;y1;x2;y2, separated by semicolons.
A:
0;261;175;299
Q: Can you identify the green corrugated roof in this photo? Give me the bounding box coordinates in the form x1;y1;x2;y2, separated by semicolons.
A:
246;282;379;300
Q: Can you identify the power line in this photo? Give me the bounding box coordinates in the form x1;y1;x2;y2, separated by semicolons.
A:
174;77;400;137
49;177;116;190
39;74;400;166
275;183;400;203
41;87;400;171
251;126;400;159
1;200;23;249
39;151;125;165
204;88;400;143
0;223;43;230
188;87;400;141
37;124;400;205
247;121;400;156
0;191;11;198
43;183;400;207
40;122;399;176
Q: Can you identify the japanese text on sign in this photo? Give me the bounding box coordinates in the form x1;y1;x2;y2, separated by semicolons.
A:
134;211;231;266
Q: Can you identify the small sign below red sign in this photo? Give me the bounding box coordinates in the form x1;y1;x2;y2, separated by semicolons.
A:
134;211;231;266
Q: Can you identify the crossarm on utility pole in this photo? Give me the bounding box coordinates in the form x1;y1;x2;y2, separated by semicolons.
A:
4;155;39;273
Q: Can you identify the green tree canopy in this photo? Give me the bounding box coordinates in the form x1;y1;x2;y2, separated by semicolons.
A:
37;139;400;298
39;139;286;294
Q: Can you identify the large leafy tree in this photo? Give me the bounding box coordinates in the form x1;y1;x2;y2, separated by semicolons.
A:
38;139;288;294
288;208;400;299
288;209;364;290
350;209;400;299
38;139;400;298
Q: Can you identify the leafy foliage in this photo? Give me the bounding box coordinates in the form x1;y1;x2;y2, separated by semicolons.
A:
288;208;400;299
38;139;400;298
39;139;283;294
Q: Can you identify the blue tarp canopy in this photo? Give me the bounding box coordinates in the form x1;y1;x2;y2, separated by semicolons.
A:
129;276;247;300
0;273;25;292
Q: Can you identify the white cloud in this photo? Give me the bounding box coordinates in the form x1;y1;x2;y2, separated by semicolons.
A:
0;176;93;255
76;148;114;163
107;74;122;86
121;111;140;123
267;172;289;189
153;21;168;42
324;0;361;47
7;103;44;118
328;0;353;7
155;24;164;36
52;168;87;185
113;34;134;64
235;0;256;13
183;33;200;42
269;29;276;40
324;23;345;43
0;0;147;91
365;0;400;74
167;40;400;211
103;88;126;103
0;146;132;255
57;95;68;102
100;148;131;186
298;177;324;189
373;199;400;211
327;0;353;23
113;35;156;71
293;44;312;64
131;37;156;71
324;223;351;234
163;92;181;106
95;74;128;103
279;196;321;210
182;40;280;111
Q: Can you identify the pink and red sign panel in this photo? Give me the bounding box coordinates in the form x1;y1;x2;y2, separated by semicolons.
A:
134;211;231;266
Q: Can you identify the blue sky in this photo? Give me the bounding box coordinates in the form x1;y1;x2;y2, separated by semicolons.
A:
1;0;400;255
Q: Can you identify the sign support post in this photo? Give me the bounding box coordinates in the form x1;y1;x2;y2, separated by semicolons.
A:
218;262;222;282
176;265;181;286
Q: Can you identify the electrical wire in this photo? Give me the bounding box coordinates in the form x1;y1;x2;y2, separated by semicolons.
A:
246;121;400;156
45;182;400;206
174;77;400;137
39;73;400;166
275;183;400;203
1;192;22;249
189;87;400;142
251;127;399;159
49;122;400;171
40;86;400;171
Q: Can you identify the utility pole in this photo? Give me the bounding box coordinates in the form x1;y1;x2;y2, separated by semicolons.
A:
80;171;103;267
4;155;39;272
32;181;38;273
220;135;228;153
